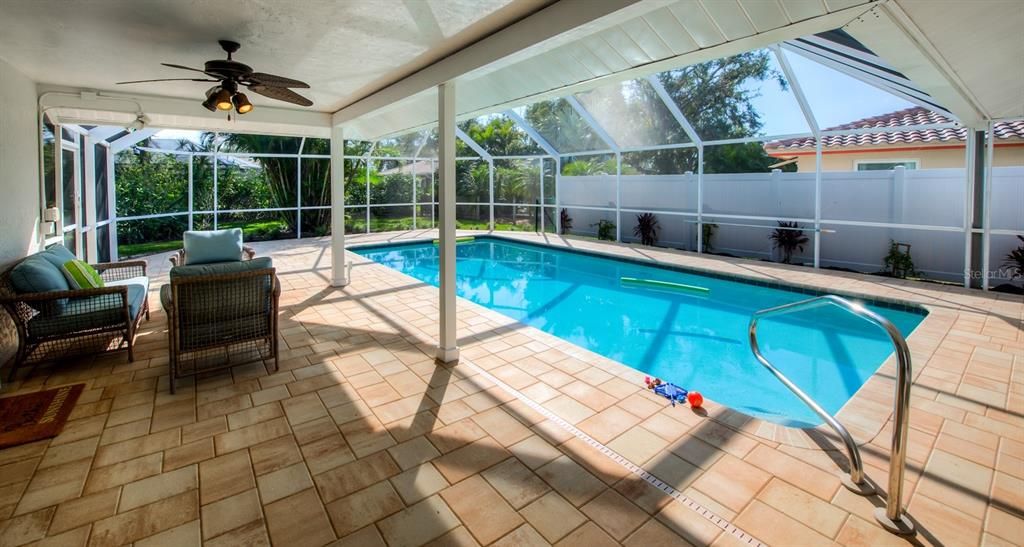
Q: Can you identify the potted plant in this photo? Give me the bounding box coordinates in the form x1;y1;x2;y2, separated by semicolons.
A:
701;222;717;252
559;208;573;235
883;240;918;279
634;213;659;246
769;221;809;264
1002;235;1024;280
594;220;616;241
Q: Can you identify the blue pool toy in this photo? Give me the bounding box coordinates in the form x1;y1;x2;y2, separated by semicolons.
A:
645;376;688;406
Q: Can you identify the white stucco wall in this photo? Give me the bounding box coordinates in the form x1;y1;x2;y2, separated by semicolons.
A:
0;57;40;365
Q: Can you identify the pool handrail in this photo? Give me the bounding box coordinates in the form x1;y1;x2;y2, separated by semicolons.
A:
748;294;915;535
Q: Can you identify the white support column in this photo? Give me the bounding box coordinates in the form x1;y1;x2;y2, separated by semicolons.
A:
696;145;704;253
365;158;371;233
982;122;994;291
963;133;975;288
615;152;622;241
106;146;119;261
297;138;304;239
330;125;349;287
187;154;194;231
82;135;98;262
813;139;823;268
555;156;562;234
539;158;545;233
436;82;460;363
412;156;418;230
213;137;219;230
488;159;495;231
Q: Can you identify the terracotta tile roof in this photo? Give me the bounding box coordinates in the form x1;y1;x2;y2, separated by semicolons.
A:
765;107;1024;151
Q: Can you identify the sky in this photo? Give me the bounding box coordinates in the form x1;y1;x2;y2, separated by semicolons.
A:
750;49;916;137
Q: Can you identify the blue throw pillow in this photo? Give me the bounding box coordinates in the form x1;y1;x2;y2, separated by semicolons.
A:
39;243;78;270
9;254;71;314
183;229;244;265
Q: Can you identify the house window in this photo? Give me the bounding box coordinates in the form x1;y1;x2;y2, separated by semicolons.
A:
855;160;918;171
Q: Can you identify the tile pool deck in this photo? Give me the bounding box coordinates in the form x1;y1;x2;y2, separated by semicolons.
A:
0;230;1020;546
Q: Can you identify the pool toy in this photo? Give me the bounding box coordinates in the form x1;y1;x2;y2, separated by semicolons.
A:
432;236;475;244
646;377;688;406
687;391;704;409
620;277;709;295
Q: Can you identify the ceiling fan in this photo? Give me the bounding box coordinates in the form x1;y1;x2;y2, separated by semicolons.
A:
117;40;313;114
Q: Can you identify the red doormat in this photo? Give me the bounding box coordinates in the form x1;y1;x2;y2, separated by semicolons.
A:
0;384;84;449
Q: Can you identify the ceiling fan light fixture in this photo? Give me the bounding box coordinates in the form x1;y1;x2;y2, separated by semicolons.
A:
202;86;221;112
232;92;253;114
213;87;234;111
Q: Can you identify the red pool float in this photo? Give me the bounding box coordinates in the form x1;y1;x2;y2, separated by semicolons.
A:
687;391;704;408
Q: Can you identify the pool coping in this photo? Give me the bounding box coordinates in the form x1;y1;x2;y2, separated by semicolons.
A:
345;229;1003;453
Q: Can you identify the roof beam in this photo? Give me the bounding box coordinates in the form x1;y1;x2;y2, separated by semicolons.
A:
455;127;493;161
109;128;157;153
645;75;702;145
504;109;558;156
332;0;648;127
770;45;820;138
88;125;123;142
565;96;618;152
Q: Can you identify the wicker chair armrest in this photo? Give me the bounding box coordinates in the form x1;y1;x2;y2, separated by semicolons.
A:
0;286;128;303
94;260;148;280
243;246;256;260
168;250;186;267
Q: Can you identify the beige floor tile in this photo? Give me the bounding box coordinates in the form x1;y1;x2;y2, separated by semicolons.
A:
440;475;524;545
213;416;290;454
227;402;284;430
200;488;263;540
136;519;201;547
199;450;255;505
14;458;91;515
120;464;198;511
426;418;487;454
606;426;670;465
49;487;119;535
508;435;562;470
249;435;303;476
577;406;641;444
756;478;847;538
163;438;215;472
535;455;606;507
301;432;356;475
543;395;595;424
388;436;441;470
471;407;532;446
332;524;386;547
24;524;90;547
92;428;180;468
734;500;832;546
84;452;163;494
491;524;549;547
519;491;587;542
580;489;648;540
481;457;550;509
422;525;482;547
314;450;401;503
89;490;199;547
324;480;404;537
655;499;724;546
0;506;55;546
433;435;510;484
389;462;449;504
691;454;771;512
256;462;313;504
553;521;618;547
264;488;336;547
37;437;99;470
745;444;841;501
376;494;461;547
622;518;688;547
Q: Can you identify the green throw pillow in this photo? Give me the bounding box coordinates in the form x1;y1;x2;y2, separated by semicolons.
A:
61;260;104;289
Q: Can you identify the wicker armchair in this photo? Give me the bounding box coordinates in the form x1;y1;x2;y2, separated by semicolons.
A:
161;257;280;393
168;245;255;267
0;256;149;381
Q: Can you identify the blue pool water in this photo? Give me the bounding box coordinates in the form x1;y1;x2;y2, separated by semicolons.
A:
355;237;926;427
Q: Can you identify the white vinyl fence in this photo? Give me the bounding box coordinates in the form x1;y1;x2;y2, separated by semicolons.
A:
560;167;1023;284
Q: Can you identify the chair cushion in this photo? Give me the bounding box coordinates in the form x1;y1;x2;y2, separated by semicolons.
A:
9;254;71;314
183;229;244;265
61;260;105;289
38;244;77;270
170;257;273;279
27;282;147;339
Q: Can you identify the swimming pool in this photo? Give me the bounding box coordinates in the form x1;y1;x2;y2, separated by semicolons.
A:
355;237;926;427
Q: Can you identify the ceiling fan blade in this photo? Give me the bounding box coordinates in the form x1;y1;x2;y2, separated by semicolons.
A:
117;78;219;84
248;85;314;107
248;72;310;88
161;63;222;78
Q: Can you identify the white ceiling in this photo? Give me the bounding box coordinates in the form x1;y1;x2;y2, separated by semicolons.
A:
0;0;550;113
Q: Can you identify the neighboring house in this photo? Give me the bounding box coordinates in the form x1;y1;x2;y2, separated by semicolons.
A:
764;107;1024;172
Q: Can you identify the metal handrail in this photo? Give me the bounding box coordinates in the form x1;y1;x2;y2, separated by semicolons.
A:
748;295;915;535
